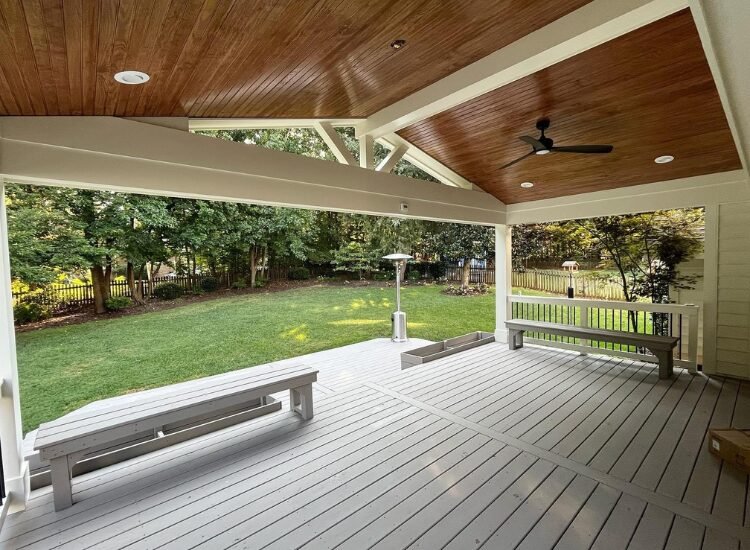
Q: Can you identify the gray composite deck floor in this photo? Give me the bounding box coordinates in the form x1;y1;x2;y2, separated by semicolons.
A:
1;338;748;549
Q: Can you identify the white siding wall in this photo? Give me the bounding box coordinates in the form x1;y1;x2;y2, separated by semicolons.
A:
714;202;750;379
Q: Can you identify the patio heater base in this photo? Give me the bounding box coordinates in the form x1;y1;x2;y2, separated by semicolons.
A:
392;311;408;342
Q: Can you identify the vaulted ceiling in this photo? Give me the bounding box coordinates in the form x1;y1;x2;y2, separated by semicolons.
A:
398;10;742;204
0;0;589;117
0;2;742;205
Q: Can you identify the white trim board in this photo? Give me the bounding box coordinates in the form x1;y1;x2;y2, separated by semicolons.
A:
505;170;749;224
0;117;504;225
358;0;687;138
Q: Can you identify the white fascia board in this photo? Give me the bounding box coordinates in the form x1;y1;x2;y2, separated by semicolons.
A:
189;118;364;130
505;170;749;224
0;117;505;226
689;0;750;171
359;0;687;138
377;133;476;191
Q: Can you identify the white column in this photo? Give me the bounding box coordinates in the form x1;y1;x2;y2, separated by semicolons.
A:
495;224;512;343
0;180;29;512
701;203;719;374
358;135;374;170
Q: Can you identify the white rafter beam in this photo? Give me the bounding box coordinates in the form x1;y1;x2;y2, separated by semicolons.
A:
312;121;357;166
189;118;364;130
359;0;687;138
377;133;475;190
689;0;750;172
376;143;407;173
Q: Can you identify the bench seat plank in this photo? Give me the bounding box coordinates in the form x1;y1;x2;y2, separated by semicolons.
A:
505;320;679;380
34;362;317;511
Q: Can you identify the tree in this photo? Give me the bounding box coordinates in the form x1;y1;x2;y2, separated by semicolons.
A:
332;242;376;279
423;223;494;287
5;185;93;286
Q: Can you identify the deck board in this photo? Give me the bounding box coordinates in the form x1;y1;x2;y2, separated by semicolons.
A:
2;338;748;550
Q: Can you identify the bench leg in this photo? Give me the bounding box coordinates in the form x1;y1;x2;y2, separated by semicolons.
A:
653;350;674;379
508;329;524;350
290;384;314;420
49;455;74;511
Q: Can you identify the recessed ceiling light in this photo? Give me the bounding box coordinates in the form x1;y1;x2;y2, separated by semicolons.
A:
654;155;674;164
114;70;150;85
520;182;534;189
390;39;406;50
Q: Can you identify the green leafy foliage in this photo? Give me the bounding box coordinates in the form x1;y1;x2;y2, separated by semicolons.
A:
288;267;311;280
200;277;220;292
153;282;184;300
105;296;132;311
13;302;52;325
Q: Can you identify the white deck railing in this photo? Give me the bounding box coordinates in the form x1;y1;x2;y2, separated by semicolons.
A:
508;295;700;373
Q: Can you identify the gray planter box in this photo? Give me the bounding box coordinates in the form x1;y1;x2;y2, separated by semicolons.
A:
401;331;495;369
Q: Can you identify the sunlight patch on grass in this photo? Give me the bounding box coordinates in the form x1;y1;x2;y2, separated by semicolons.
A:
328;319;388;326
281;325;310;342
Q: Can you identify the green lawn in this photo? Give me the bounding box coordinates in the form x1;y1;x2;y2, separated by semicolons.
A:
16;284;494;433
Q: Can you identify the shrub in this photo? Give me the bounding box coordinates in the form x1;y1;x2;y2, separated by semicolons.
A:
231;279;247;289
200;276;220;292
105;296;131;311
288;267;311;280
442;283;490;296
407;270;420;282
13;302;51;325
153;282;183;300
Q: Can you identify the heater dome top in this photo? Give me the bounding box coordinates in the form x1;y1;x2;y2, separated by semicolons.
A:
383;253;413;261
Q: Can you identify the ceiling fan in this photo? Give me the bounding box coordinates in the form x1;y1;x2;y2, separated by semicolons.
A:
500;118;613;170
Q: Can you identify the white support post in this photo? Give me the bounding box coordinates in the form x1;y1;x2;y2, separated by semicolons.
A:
358;134;375;170
702;202;719;375
0;180;29;514
376;144;408;173
313;121;357;166
495;224;512;343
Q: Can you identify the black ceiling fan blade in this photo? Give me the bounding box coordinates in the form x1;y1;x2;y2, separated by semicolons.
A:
499;150;534;170
551;144;613;154
520;135;545;150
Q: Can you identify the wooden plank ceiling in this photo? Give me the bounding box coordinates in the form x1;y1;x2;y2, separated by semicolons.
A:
0;0;589;118
398;10;742;204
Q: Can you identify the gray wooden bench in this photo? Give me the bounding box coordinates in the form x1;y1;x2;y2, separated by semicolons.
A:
34;363;317;511
506;320;679;380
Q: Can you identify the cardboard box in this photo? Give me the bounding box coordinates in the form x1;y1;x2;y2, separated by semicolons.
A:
708;428;750;473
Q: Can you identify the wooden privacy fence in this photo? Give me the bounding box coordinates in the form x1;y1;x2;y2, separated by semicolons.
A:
444;266;495;285
512;269;626;300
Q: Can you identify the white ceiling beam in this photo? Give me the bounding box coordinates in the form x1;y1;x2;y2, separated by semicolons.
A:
377;133;475;190
189;118;364;130
505;170;749;224
689;0;750;172
0;117;505;226
312;121;357;166
376;143;408;173
358;0;687;139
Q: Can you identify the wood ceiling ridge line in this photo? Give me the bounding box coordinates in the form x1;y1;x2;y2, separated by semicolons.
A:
107;0;142;116
183;0;273;118
158;0;238;116
196;1;329;118
279;2;428;118
231;0;395;118
138;0;210;117
122;0;171;116
62;0;86;116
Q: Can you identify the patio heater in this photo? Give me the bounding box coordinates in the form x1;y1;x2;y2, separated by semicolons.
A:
383;253;413;342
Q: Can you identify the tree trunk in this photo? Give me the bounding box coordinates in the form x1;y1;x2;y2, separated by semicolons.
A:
461;260;471;288
249;246;258;288
126;262;145;305
90;265;111;314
